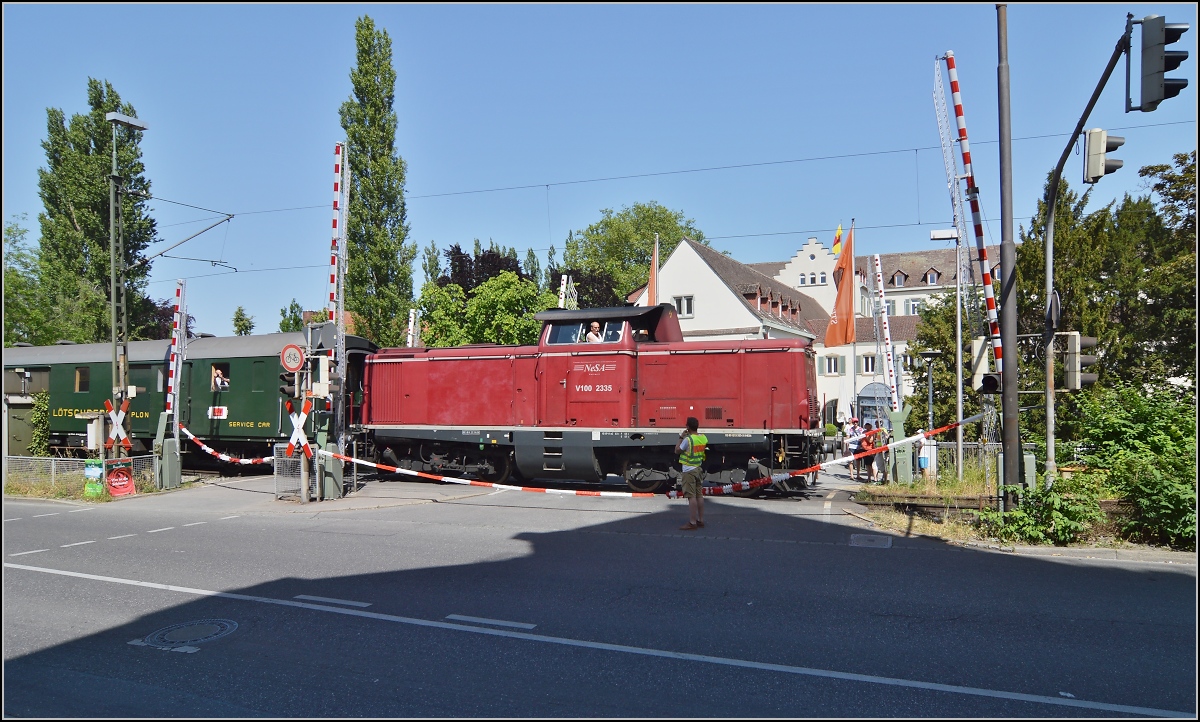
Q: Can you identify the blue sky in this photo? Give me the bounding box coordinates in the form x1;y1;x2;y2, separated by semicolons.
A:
3;3;1196;337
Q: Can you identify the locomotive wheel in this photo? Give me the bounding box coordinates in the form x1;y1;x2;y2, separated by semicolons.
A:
623;463;669;494
476;453;512;484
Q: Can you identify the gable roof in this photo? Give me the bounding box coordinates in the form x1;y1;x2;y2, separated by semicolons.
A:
807;314;921;346
682;239;827;336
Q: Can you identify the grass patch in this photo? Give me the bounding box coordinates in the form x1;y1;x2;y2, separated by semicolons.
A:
858;507;981;543
857;457;994;504
4;474;111;502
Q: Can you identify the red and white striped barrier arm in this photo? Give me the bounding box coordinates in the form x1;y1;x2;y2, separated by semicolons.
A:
667;413;986;499
166;281;183;417
314;449;659;498
328;143;342;323
178;425;274;465
944;51;1003;374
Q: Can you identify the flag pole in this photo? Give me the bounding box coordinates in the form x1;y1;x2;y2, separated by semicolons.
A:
850;219;857;418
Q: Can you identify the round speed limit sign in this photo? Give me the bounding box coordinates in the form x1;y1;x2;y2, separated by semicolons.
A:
280;344;305;373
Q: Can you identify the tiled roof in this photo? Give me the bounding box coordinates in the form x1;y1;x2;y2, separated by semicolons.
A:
808;315;921;345
685;239;827;336
747;260;787;278
859;246;1000;286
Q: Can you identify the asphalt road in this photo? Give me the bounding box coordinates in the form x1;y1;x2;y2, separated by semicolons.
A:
3;471;1196;718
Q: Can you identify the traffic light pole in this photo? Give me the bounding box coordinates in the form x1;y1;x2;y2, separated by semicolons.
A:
1039;24;1129;485
997;6;1021;496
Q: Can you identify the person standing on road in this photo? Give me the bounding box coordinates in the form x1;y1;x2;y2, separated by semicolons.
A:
676;416;706;530
846;417;864;480
860;422;877;482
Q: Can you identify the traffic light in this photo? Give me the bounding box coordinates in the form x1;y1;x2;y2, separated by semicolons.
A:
970;336;1002;394
279;371;298;398
1083;129;1124;184
1141;15;1190;112
1065;332;1099;390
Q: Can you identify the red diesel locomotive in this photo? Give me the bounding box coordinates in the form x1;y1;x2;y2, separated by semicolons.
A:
360;303;823;493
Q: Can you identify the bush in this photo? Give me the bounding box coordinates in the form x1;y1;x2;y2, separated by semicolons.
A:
29;390;50;456
1073;384;1196;551
977;479;1104;545
825;423;838;437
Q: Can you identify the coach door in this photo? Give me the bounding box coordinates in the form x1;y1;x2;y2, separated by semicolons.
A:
128;364;159;441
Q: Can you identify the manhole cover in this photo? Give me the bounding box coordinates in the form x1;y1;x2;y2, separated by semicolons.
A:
144;619;238;647
849;533;893;548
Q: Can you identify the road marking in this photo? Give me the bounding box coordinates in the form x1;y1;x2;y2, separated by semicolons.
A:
60;541;96;548
32;513;60;518
823;501;832;523
8;550;48;557
446;614;537;630
68;508;95;513
183;522;207;527
3;562;1185;718
4;519;21;522
294;594;372;608
108;534;137;540
826;492;836;499
219;516;240;520
146;527;175;533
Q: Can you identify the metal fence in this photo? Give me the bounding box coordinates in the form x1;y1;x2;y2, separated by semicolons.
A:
273;444;316;500
4;455;156;496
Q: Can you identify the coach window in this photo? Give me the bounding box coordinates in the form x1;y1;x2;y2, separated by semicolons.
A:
211;363;231;391
75;367;90;393
547;322;586;345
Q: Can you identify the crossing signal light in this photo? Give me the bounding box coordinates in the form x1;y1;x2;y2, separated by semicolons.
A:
1141;15;1190;112
1065;332;1099;390
279;371;298;398
1083;129;1124;184
970;336;1000;393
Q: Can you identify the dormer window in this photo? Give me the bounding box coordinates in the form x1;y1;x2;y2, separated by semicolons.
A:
893;272;907;287
925;270;940;285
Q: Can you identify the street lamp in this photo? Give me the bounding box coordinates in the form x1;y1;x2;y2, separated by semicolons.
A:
918;350;942;431
106;112;148;458
931;228;964;483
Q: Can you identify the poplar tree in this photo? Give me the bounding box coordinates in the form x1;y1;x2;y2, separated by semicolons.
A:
340;15;417;348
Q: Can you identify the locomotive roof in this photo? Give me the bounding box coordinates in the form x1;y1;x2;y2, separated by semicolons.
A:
4;331;376;367
533;304;676;323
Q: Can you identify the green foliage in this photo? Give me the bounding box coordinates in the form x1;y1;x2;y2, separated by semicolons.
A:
825;423;838;437
4;215;39;345
976;481;1103;546
523;248;542;292
29;390;50;457
1073;384;1196;550
278;299;304;333
416;281;470;348
232;306;255;336
340;15;417;348
36;79;159;343
564;202;707;298
421;239;441;287
464;271;558;345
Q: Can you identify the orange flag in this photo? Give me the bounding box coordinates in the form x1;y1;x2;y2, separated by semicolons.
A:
824;224;856;348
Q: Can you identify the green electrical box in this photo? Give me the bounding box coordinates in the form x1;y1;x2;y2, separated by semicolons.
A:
997;452;1037;489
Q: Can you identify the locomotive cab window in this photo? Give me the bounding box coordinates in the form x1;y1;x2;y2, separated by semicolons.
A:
547;322;586;345
211;363;231;391
74;367;90;393
602;322;623;343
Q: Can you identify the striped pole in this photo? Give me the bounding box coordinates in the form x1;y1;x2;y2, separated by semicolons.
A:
326;142;340;321
944;51;1003;374
872;255;900;411
166;279;186;450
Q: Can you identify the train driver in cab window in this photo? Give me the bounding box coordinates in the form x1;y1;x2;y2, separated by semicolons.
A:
586;322;603;343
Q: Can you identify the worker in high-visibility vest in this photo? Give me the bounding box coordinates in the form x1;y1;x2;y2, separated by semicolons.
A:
675;416;707;530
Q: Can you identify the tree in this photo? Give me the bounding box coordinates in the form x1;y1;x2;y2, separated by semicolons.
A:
279;298;305;332
415;281;469;348
523;248;542;292
420;239;440;287
437;240;523;291
232;306;255;336
4;215;39;345
145;297;195;340
464;271;558;345
340;15;417;348
36;79;159;343
564;201;707;299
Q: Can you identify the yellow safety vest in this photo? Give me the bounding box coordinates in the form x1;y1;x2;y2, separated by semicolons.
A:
679;433;708;467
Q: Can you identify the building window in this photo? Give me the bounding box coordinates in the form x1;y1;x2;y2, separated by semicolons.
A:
861;354;877;374
825;356;841;375
74;367;90;393
819;272;827;284
810;273;817;285
906;300;922;316
885;300;896;317
798;275;806;286
926;270;939;285
893;273;906;287
673;295;694;318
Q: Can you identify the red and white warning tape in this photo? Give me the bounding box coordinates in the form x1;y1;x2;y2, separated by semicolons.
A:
178;425;274;465
314;449;659;498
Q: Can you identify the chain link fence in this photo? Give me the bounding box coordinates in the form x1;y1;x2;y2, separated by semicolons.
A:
273;444;316;500
4;455;156;497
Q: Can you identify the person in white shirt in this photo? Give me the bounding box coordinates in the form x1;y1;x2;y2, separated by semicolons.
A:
585;322;603;343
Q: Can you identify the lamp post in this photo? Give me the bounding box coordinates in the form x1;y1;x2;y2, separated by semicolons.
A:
106;112;148;457
918;350;942;431
931;228;964;482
